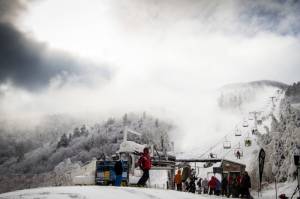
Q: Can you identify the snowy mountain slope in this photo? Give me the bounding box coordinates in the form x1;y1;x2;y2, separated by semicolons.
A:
0;80;297;198
220;80;288;90
181;86;284;161
182;83;300;198
175;84;288;192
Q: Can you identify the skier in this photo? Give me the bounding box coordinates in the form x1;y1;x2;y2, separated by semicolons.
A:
236;150;241;159
202;178;209;194
137;147;152;187
197;177;202;194
208;176;217;195
209;153;216;158
114;156;123;186
240;171;251;198
174;169;182;191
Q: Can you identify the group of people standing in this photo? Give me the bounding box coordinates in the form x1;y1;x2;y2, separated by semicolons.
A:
174;166;252;199
174;166;198;193
115;148;252;199
221;172;252;198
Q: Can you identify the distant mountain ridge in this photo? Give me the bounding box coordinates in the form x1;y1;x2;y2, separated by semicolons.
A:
218;80;288;110
221;80;288;90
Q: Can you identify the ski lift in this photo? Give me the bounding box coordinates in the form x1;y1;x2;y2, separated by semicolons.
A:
235;128;242;136
251;128;258;135
223;137;231;149
234;149;243;159
203;162;213;168
242;121;249;127
234;148;243;159
244;134;252;147
234;143;243;158
257;119;263;125
208;153;217;159
244;139;252;147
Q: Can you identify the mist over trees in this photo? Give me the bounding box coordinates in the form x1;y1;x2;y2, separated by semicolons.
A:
286;81;300;103
217;81;287;110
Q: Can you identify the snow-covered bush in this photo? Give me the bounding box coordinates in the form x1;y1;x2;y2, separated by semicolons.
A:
260;94;300;183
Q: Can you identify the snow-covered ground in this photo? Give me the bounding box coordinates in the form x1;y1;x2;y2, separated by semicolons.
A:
1;183;298;199
0;186;220;199
259;181;299;199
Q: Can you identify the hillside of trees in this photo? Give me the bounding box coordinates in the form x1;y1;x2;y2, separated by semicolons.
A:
0;112;174;193
257;90;300;184
286;81;300;103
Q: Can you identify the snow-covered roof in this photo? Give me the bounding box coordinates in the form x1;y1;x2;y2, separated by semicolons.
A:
117;141;146;153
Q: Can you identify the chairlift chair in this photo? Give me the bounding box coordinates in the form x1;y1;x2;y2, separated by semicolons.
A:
235;129;242;136
257;120;263;125
242;121;249;127
234;148;243;158
244;138;252;147
223;141;231;149
208;153;217;159
251;128;258;135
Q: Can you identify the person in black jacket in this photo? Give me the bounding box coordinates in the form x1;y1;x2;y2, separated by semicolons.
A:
240;171;251;198
221;176;228;196
114;157;123;186
197;178;202;194
187;169;197;193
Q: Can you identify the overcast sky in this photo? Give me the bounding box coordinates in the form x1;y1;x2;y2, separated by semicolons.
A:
18;0;300;88
0;0;300;149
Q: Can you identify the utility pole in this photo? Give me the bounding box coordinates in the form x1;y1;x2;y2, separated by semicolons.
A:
270;96;276;107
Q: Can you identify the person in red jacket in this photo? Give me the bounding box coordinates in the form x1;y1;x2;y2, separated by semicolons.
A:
208;176;217;195
137;147;152;187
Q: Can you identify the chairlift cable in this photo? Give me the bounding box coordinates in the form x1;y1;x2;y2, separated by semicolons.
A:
197;120;243;159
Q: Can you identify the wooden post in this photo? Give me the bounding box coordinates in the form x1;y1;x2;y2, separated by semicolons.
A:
170;168;175;190
275;178;278;199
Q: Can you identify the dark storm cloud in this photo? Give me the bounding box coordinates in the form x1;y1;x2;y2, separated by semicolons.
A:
0;22;111;90
238;0;300;36
0;0;111;91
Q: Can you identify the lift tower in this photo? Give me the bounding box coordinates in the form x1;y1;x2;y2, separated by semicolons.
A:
249;111;262;129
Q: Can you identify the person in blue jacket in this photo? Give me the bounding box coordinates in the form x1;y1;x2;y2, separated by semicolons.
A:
114;156;123;186
215;177;222;196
